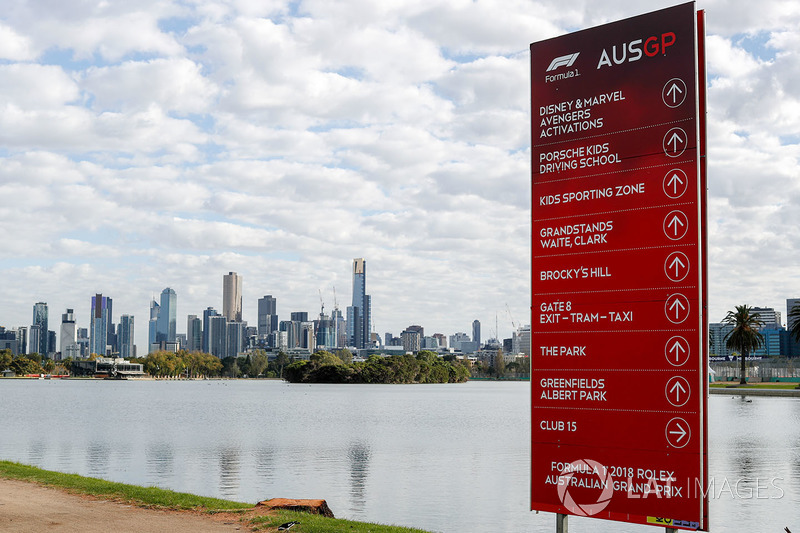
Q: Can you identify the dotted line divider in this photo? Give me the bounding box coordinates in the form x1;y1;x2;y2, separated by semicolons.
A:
536;200;694;222
533;406;694;414
533;116;695;149
535;243;695;259
534;285;697;296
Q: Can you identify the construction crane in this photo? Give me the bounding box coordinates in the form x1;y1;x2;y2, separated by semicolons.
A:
506;303;517;331
318;289;325;317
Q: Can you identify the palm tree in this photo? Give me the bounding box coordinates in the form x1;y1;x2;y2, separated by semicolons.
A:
723;305;764;385
788;304;800;343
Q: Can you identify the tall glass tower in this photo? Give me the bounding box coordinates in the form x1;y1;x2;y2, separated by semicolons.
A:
32;302;49;355
223;272;243;322
90;294;109;356
156;288;177;343
258;295;278;338
349;258;371;349
119;314;134;359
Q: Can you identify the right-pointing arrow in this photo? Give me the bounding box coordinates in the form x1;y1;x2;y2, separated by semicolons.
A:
669;424;687;442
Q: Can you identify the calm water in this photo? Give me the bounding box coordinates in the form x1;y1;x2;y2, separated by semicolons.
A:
0;379;798;532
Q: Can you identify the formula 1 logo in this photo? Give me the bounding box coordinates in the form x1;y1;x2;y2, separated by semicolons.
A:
556;459;614;516
547;53;580;72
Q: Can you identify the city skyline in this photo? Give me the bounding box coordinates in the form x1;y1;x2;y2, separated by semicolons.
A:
0;1;798;350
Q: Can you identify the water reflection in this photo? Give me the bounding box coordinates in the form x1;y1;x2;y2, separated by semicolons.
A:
86;442;111;478
218;446;241;499
146;442;175;484
26;439;46;465
348;441;371;513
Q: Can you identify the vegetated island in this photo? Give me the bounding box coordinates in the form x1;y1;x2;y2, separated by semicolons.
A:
284;350;471;384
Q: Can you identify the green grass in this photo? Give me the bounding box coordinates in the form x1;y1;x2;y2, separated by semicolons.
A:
0;461;432;532
248;510;430;532
0;460;252;510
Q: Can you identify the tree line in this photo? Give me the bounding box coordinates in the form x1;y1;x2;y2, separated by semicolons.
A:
283;350;471;384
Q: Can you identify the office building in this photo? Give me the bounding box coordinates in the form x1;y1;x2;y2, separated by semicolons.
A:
202;307;219;353
60;309;78;359
119;314;135;359
258;295;278;338
401;328;421;353
90;294;110;356
32;302;49;355
349;258;371;349
751;307;781;330
207;314;227;358
223;272;242;322
472;320;481;347
148;298;159;352
187;315;202;352
156;288;177;344
227;321;246;358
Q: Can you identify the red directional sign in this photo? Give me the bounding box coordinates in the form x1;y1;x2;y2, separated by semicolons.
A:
530;3;708;530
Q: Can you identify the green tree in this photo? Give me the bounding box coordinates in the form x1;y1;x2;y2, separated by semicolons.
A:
723;305;764;385
0;349;12;371
249;350;269;377
11;357;42;375
493;349;506;377
43;359;56;374
335;348;353;364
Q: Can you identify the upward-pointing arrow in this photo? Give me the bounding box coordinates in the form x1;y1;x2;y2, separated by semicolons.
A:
670;380;687;402
669;255;686;277
669;297;686;319
669;340;687;362
667;214;685;235
667;82;684;104
667;132;684;153
667;172;684;195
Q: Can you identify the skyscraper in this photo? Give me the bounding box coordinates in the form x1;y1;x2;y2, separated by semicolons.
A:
60;308;78;359
119;314;134;359
90;294;110;356
472;320;481;347
148;298;160;352
349;258;371;349
202;307;218;353
32;302;48;355
187;315;202;352
258;295;278;338
223;272;243;322
207;314;227;358
156;288;177;343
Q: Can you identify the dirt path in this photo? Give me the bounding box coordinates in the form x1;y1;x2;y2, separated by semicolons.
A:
0;478;248;532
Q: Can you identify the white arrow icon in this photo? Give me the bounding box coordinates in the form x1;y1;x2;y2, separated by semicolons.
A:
670;424;687;441
667;132;684;152
666;376;690;407
669;255;685;277
664;210;688;240
665;251;689;282
663;127;687;157
665;294;690;324
667;173;684;194
665;336;690;367
662;78;687;108
665;417;691;448
669;298;685;317
666;82;683;104
663;169;688;199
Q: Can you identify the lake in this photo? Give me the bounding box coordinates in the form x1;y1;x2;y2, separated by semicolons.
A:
0;379;798;532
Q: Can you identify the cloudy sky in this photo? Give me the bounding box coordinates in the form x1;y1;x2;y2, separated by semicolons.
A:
1;0;798;351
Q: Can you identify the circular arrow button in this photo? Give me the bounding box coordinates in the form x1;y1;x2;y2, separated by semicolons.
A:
666;417;691;448
665;376;691;407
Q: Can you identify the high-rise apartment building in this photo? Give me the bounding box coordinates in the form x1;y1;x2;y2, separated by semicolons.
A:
202;307;218;353
187;315;202;352
32;302;49;355
119;314;134;359
156;288;177;343
148;298;160;352
207;314;227;358
223;272;243;322
90;294;110;356
60;309;78;359
472;320;481;347
348;258;371;349
257;295;278;338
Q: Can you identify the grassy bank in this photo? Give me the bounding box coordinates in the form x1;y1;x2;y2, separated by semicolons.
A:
0;461;430;532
